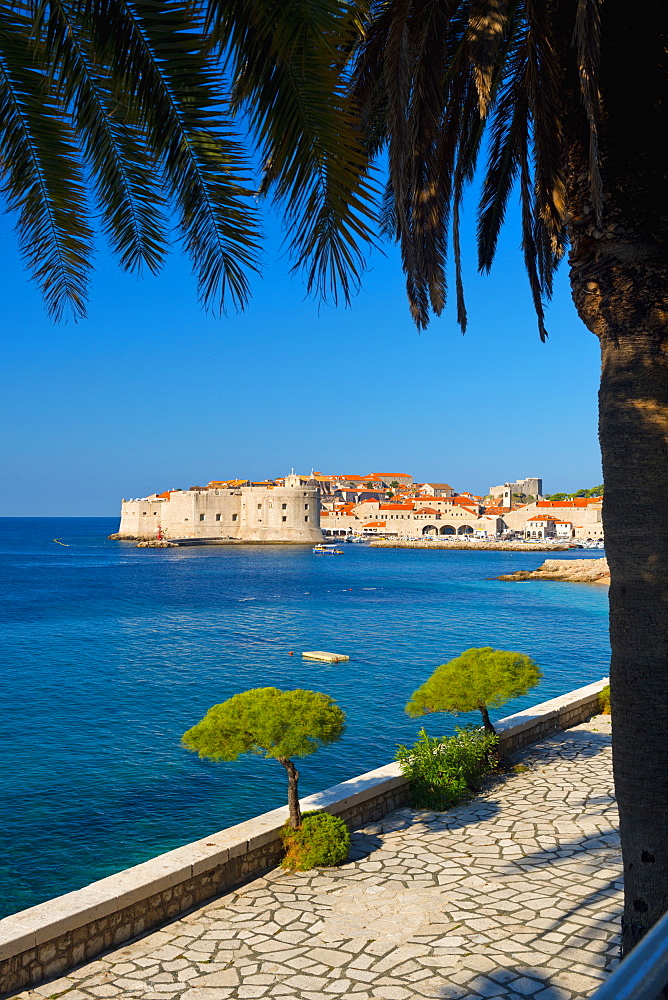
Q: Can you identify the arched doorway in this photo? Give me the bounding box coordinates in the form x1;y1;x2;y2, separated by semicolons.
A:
440;525;455;535
457;524;473;535
422;525;438;535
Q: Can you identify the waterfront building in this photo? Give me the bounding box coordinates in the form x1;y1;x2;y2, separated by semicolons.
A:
116;479;323;544
321;496;501;538
505;499;603;540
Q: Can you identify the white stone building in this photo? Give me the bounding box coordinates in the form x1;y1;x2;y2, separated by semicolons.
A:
504;499;603;540
116;479;323;544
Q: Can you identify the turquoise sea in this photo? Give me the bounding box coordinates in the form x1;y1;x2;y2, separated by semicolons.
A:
0;518;610;917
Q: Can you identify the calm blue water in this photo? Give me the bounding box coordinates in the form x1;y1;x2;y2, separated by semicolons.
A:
0;518;610;916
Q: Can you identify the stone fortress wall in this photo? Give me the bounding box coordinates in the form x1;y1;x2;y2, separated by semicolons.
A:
489;476;543;499
116;481;323;544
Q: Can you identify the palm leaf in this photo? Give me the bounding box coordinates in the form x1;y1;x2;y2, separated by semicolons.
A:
573;0;602;222
0;4;92;320
523;0;566;252
36;0;168;274
477;18;527;273
208;0;378;305
43;0;261;312
466;0;508;118
354;0;598;339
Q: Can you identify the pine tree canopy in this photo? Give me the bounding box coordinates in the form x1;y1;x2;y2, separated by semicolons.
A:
182;687;346;762
406;647;542;717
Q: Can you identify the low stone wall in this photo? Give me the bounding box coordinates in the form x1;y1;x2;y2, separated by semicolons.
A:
0;678;608;997
494;679;609;755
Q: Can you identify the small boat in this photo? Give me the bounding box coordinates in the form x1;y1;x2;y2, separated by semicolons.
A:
313;544;344;555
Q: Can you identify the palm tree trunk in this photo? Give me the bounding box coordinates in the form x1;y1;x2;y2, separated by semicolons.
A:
600;320;668;954
278;757;302;829
570;240;668;953
562;0;668;948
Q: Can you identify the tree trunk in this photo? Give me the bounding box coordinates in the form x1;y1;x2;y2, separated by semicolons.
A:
278;757;302;829
561;0;668;954
478;703;496;735
569;216;668;954
596;312;668;955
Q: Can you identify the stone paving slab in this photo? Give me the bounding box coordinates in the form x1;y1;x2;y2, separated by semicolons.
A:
10;718;619;1000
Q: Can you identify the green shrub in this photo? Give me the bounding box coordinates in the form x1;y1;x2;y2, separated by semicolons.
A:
280;810;351;870
599;684;611;713
396;726;498;810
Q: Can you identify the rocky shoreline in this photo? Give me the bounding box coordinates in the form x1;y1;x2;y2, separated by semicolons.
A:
497;557;610;584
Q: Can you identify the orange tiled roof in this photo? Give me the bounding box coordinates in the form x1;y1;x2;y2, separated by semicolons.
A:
538;499;594;508
363;521;387;527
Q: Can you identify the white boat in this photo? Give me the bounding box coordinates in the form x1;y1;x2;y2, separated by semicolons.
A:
313;544;344;555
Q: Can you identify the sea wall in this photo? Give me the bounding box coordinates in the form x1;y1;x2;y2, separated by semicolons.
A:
0;678;608;996
370;540;572;551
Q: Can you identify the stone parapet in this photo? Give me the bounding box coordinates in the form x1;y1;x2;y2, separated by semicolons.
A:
494;678;609;755
0;678;608;996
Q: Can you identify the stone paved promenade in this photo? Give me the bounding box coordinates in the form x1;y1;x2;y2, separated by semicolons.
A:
14;719;621;1000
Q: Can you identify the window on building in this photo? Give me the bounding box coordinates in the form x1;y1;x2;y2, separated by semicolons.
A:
304;504;309;510
282;504;287;510
304;516;309;522
215;514;221;521
282;516;287;522
142;511;147;515
200;514;205;521
258;503;262;509
232;514;238;521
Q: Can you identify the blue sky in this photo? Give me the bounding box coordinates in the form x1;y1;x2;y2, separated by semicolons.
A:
0;189;602;516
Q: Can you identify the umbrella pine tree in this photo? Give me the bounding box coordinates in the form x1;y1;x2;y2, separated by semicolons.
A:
183;687;346;829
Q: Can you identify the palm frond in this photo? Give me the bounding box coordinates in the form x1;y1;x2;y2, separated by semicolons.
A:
355;0;594;338
513;27;548;341
37;0;167;274
0;5;92;320
50;0;261;312
380;179;398;239
452;80;487;332
523;0;566;252
207;0;378;306
476;8;525;272
573;0;602;222
364;0;466;327
466;0;508;118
